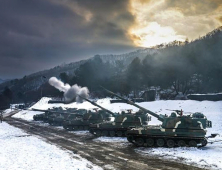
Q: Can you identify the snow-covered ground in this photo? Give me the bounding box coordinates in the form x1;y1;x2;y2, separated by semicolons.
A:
8;97;222;169
0;122;102;170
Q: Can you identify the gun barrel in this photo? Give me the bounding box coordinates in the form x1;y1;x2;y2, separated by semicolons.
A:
48;100;66;104
101;86;163;121
32;108;48;112
79;95;114;115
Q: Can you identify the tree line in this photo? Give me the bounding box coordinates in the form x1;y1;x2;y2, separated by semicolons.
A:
2;29;222;104
59;31;222;98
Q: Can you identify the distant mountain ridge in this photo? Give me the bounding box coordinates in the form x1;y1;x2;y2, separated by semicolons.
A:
0;78;10;85
0;79;4;84
0;26;222;97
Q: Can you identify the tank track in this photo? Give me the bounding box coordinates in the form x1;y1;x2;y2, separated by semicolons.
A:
63;125;89;131
127;135;208;147
89;128;129;137
48;120;63;126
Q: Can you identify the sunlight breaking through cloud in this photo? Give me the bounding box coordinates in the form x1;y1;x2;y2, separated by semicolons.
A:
128;0;222;47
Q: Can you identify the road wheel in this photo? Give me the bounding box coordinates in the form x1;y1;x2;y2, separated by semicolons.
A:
63;125;69;130
73;126;78;130
124;131;128;136
96;130;101;136
146;138;154;147
67;126;72;131
116;131;123;137
189;140;197;147
156;139;165;147
84;126;88;130
167;139;175;148
78;126;83;130
135;138;144;147
109;131;115;137
178;140;186;147
127;136;133;142
102;131;108;136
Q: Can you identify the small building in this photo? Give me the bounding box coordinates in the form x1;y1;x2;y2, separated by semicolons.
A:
140;90;156;101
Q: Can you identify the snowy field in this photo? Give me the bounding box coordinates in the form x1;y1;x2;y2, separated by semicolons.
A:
0;122;102;170
9;97;222;169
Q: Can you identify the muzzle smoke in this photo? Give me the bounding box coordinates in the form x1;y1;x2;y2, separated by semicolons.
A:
48;77;89;103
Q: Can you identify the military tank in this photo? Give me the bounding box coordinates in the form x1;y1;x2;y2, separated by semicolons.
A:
49;109;87;126
33;108;53;121
33;107;79;123
102;87;214;147
80;96;150;137
32;107;65;121
62;107;113;131
43;111;61;123
33;112;45;121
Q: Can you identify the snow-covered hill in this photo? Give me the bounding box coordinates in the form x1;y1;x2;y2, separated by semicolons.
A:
1;26;222;101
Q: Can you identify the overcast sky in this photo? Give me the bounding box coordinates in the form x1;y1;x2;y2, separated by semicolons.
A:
0;0;221;79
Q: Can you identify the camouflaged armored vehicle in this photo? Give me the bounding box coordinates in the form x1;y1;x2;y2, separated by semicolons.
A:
33;107;78;123
90;110;151;137
33;112;45;121
62;108;113;131
80;96;151;137
49;109;87;126
102;87;214;147
43;111;61;123
33;108;58;121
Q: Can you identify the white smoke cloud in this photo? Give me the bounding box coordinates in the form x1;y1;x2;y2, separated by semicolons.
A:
48;77;70;92
48;77;89;103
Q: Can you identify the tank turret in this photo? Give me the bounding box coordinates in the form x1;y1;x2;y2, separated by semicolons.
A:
32;108;51;121
48;109;86;126
102;87;213;147
79;95;151;137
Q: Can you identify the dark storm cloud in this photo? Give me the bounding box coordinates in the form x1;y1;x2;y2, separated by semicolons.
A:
0;0;135;79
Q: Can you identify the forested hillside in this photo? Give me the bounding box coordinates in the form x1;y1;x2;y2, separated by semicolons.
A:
1;27;222;103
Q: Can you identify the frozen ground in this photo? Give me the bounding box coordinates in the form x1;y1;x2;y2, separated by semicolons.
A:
0;122;102;170
10;97;222;169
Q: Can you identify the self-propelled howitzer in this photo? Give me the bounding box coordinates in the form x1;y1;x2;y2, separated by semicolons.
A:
102;87;213;147
32;108;50;121
62;98;113;131
80;95;150;137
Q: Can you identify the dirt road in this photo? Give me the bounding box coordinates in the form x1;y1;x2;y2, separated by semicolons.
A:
6;117;205;170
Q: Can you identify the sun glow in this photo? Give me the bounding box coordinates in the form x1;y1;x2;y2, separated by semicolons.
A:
129;22;185;47
128;0;222;47
129;0;186;47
